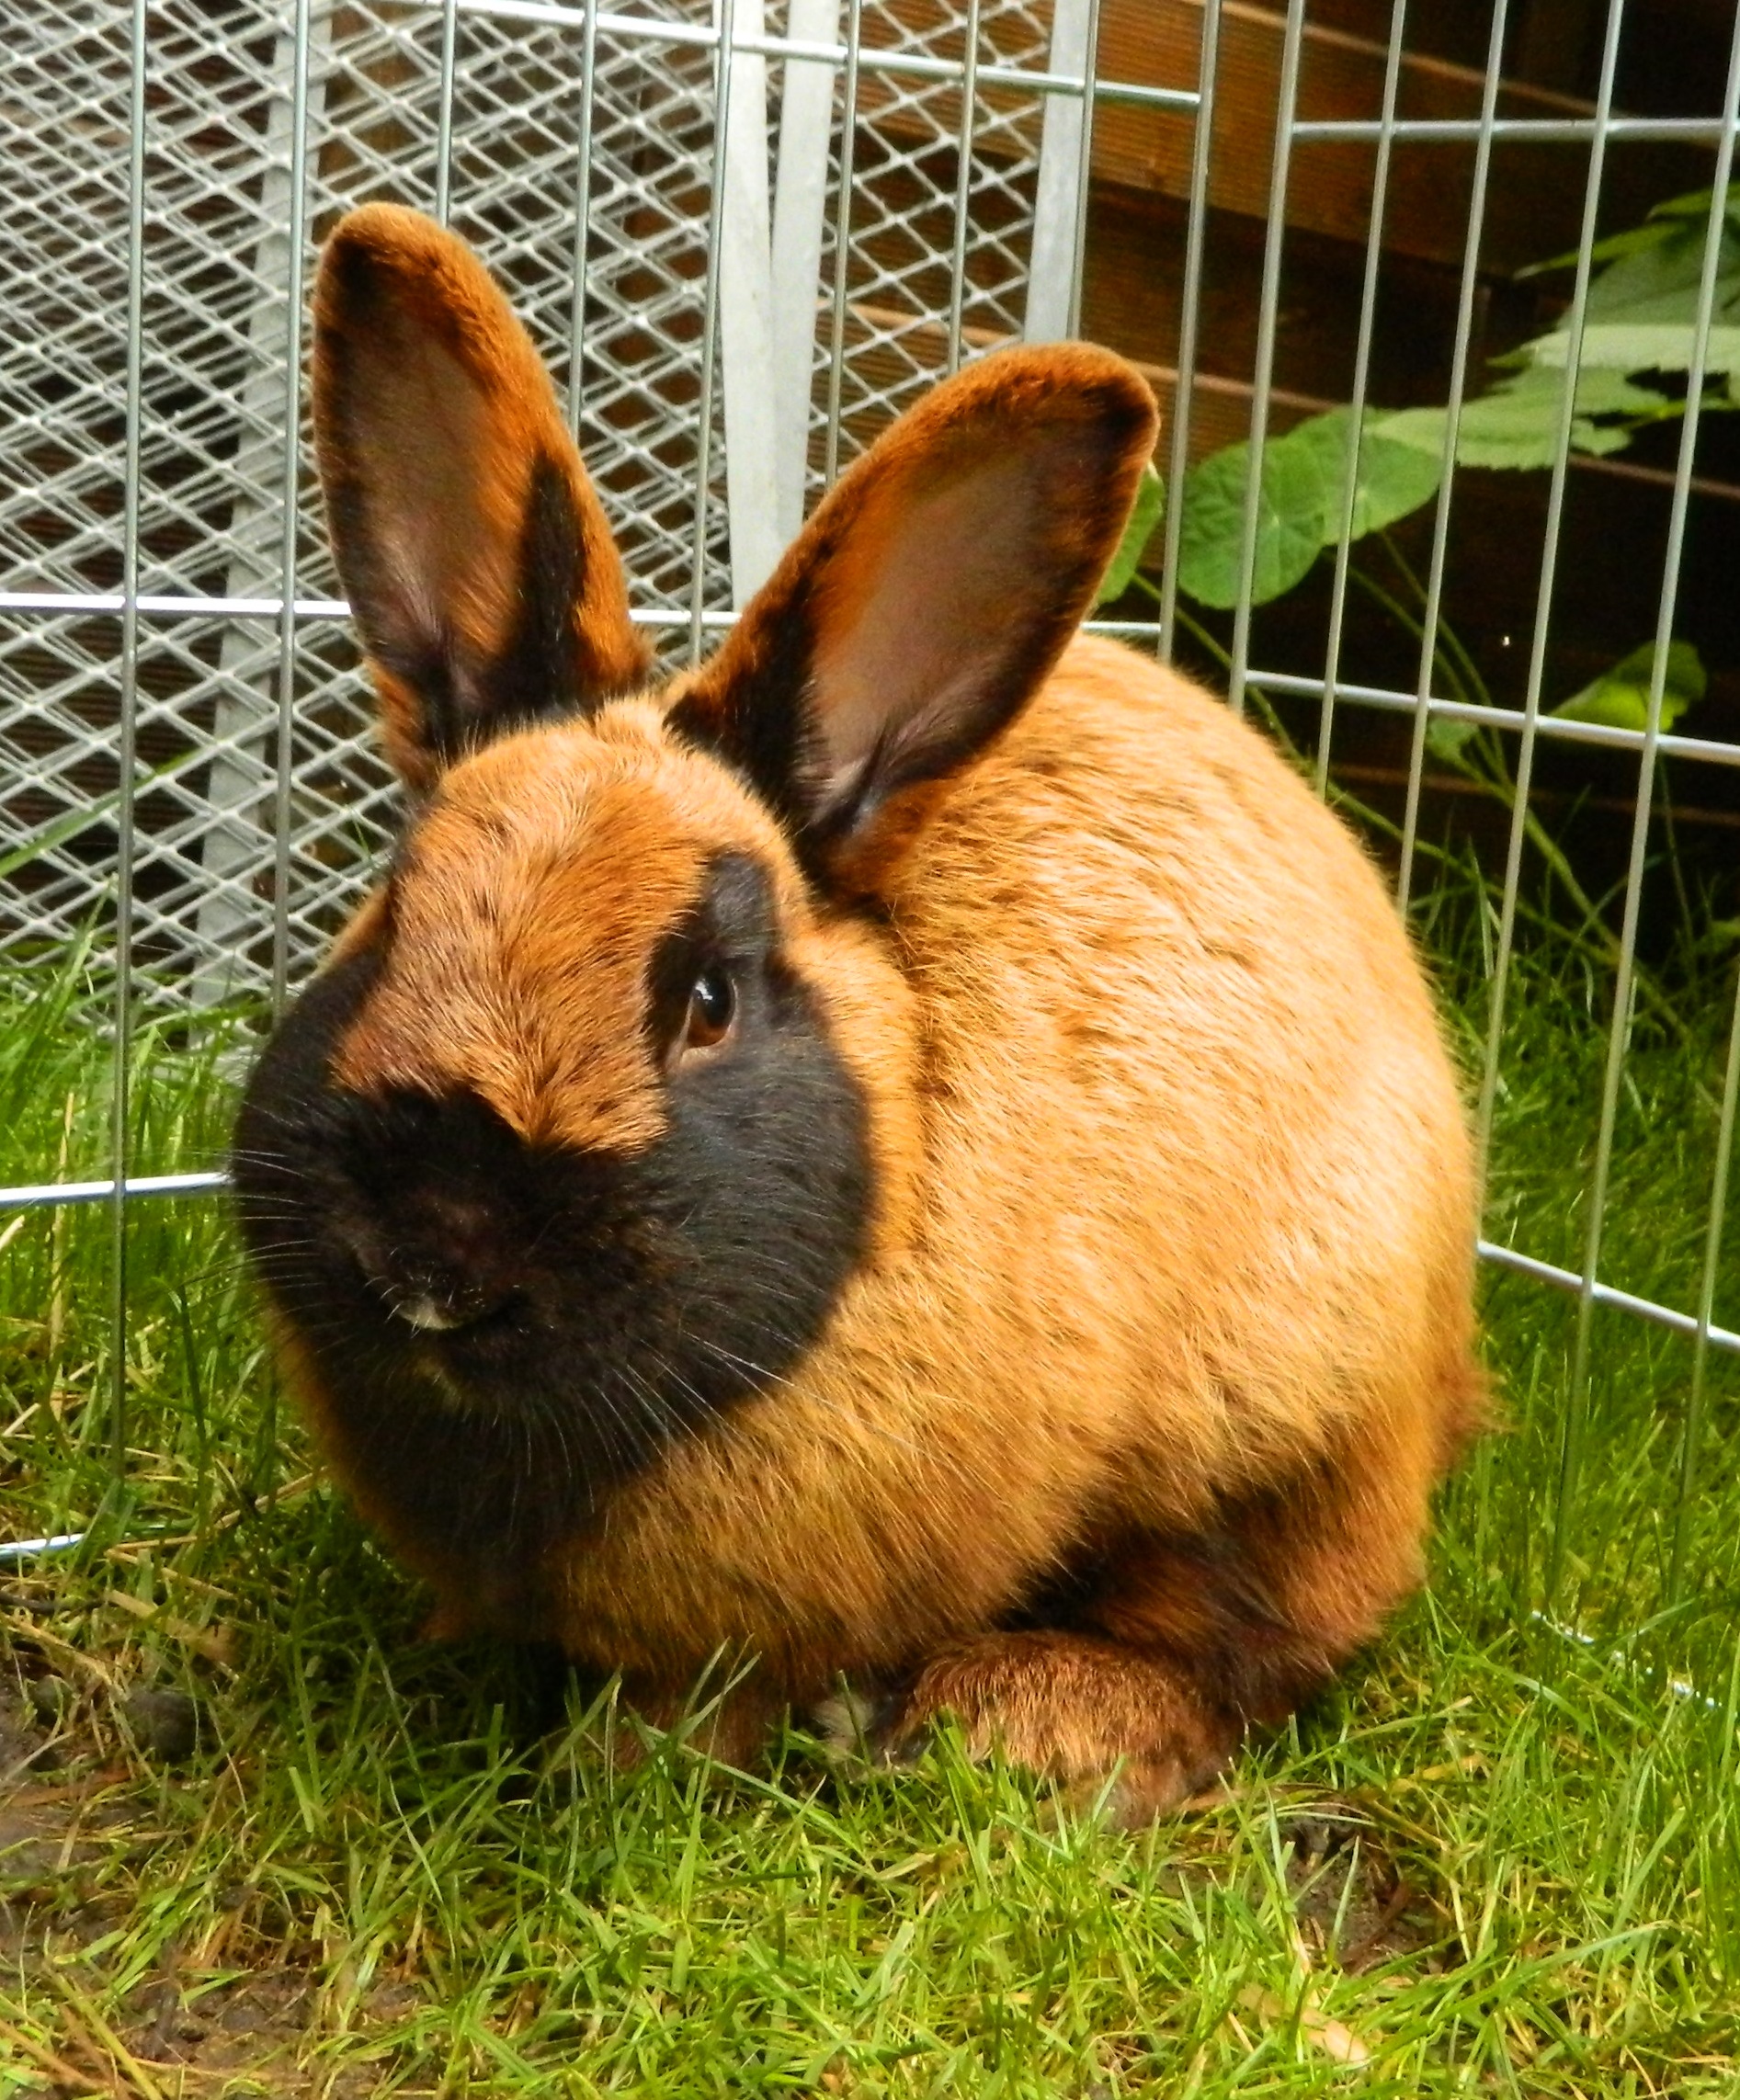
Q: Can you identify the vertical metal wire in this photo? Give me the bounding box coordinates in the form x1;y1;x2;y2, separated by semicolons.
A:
717;0;782;603
1393;0;1509;913
823;0;864;487
1672;961;1740;1598
691;0;737;662
1474;0;1628;1166
565;0;601;429
271;0;314;1016
435;0;461;225
1063;0;1102;340
1314;0;1406;794
769;0;843;543
1227;0;1306;715
1555;17;1740;1593
1156;0;1222;665
944;0;984;375
108;0;151;1489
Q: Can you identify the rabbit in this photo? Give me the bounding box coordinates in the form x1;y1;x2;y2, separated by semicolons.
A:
231;202;1483;1821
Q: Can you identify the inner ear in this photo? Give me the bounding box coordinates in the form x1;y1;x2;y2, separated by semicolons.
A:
313;205;651;790
803;429;1117;830
669;344;1158;892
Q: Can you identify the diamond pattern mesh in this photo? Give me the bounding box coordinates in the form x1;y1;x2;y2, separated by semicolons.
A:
1;0;1058;1005
823;0;1048;479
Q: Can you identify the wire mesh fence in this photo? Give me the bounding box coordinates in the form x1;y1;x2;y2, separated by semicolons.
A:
2;0;1738;1576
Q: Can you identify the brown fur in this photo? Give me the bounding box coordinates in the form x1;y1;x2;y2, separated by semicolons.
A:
267;210;1484;1814
313;203;650;791
535;641;1483;1805
679;342;1160;890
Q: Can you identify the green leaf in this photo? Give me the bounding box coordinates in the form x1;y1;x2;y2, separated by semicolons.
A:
1291;408;1443;539
1376;369;1669;471
1586;238;1740;327
0;784;131;881
1093;463;1165;607
1176;427;1325;608
1427;715;1480;764
1519;189;1740;380
1552;639;1706;733
1530;322;1740;378
1175;409;1440;609
1518;184;1740;278
1643;181;1740;229
1518;221;1683;280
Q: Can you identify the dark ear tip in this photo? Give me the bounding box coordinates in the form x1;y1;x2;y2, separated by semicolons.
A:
323;201;447;267
315;205;498;346
320;203;439;292
924;343;1159;467
1070;346;1162;448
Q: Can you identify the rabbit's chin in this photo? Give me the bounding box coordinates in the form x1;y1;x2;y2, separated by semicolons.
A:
404;1342;472;1413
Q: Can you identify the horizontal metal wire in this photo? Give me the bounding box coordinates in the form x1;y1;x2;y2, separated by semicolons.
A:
0;1172;230;1211
1293;116;1734;144
1480;1240;1740;1357
1234;666;1740;772
4;1160;1726;1361
0;592;724;626
400;0;1196;110
9;593;1736;770
11;593;1734;772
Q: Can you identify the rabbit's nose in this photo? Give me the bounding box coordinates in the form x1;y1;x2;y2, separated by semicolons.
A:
385;1276;512;1333
341;1196;519;1332
392;1292;468;1334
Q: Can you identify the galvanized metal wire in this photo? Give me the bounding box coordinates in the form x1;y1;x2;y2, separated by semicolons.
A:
3;0;1740;1581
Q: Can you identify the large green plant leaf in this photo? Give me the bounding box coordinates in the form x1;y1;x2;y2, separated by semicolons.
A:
1552;639;1705;733
1519;181;1740;278
1377;368;1668;470
1529;322;1740;378
1174;409;1442;608
1093;463;1166;607
1154;184;1734;619
1521;183;1740;380
1176;429;1325;607
1290;408;1444;538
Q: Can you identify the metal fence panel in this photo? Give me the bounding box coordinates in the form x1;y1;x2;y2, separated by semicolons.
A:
3;1;1739;1522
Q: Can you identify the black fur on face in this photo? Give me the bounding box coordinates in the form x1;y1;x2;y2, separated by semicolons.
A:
231;851;871;1608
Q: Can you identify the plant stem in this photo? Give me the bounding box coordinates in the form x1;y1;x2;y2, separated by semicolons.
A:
1346;566;1476;707
1375;531;1493;708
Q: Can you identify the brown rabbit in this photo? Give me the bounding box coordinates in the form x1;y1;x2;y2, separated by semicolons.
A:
232;203;1482;1820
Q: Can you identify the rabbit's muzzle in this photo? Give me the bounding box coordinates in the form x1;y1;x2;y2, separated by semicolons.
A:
228;933;873;1587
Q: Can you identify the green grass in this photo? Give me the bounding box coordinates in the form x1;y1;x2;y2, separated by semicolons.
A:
2;916;1738;2098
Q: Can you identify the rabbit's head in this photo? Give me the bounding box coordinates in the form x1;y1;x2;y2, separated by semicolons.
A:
231;205;1155;1583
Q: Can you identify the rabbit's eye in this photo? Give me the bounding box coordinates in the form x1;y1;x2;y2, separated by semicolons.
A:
682;965;736;1052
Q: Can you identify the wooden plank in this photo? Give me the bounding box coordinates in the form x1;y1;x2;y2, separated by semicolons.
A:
1077;184;1486;443
1086;0;1709;272
858;2;1706;271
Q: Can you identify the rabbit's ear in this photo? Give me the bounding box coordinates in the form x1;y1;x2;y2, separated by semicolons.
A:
313;205;650;792
671;345;1156;892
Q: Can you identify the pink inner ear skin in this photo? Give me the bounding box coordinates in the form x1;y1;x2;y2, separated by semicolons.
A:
806;430;1102;808
313;205;652;781
345;325;521;670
